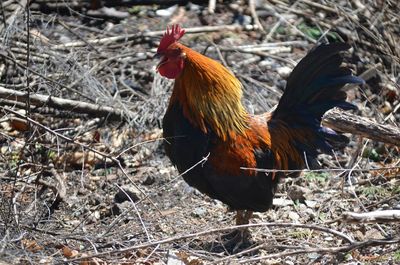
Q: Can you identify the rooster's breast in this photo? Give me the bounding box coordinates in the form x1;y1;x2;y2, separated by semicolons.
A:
162;102;215;195
163;103;280;212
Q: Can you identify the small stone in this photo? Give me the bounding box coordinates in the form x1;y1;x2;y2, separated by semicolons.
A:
288;211;300;221
229;3;240;11
94;210;100;220
381;204;390;210
89;198;100;207
365;228;383;239
192;207;206;217
277;66;293;77
259;59;273;67
142;175;155;185
380;101;392;114
287;185;309;202
114;185;141;203
273;198;293;207
115;201;131;212
307;252;320;260
188;3;201;12
305;208;316;219
233;14;252;25
304;200;318;208
156;5;177;17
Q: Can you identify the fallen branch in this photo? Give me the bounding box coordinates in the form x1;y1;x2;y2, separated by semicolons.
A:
32;0;205;11
323;109;400;146
240;165;400;174
342;210;400;224
0;86;127;120
53;24;260;49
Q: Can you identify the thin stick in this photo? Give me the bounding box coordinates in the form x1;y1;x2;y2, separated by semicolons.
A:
56;18;101;53
115;184;151;241
249;0;264;31
25;1;31;123
208;0;216;14
240;165;400;174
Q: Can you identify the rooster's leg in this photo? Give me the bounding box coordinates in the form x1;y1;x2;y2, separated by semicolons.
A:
234;210;253;247
236;210;253;225
219;210;253;253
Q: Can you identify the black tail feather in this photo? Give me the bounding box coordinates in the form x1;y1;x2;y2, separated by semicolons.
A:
275;43;364;116
272;42;364;158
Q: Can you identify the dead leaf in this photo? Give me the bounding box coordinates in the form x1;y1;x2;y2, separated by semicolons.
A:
160;209;177;216
143;128;162;141
80;257;105;265
55;151;104;169
10;117;29;132
62;245;79;258
30;29;50;44
93;130;101;143
176;251;204;265
22;239;43;252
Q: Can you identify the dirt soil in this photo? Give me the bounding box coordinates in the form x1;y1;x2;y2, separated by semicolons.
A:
0;0;399;264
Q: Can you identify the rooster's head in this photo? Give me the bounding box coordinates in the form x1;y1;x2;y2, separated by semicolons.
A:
155;24;186;79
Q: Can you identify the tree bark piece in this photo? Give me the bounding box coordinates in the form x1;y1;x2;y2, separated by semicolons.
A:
323;109;400;146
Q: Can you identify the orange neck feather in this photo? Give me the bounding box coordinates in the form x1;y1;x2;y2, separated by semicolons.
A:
169;44;248;140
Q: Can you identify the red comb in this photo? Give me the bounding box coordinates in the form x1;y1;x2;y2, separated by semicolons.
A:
157;24;185;53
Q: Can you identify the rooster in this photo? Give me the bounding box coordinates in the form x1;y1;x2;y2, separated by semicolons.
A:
155;25;363;239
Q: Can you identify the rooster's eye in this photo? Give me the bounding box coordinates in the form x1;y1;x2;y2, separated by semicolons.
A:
166;48;181;57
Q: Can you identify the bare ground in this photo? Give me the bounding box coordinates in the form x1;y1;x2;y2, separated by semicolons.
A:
0;0;399;264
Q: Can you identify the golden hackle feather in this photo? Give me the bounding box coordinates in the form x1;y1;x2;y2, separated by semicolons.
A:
168;43;248;141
